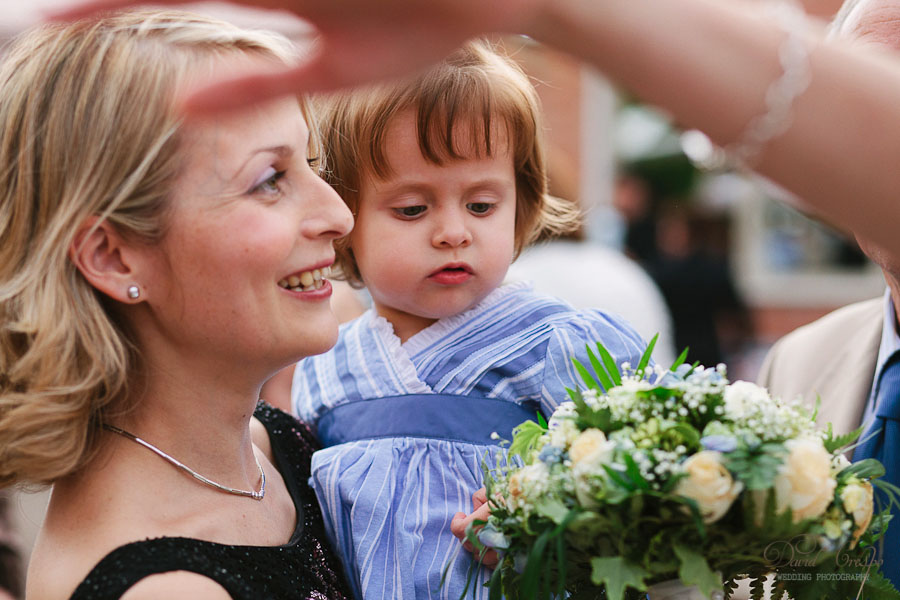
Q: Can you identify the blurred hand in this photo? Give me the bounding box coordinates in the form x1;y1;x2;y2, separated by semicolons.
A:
52;0;542;112
450;488;499;568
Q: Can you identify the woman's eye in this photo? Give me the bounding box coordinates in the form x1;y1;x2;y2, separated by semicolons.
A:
467;202;494;215
251;169;287;195
394;205;427;218
307;156;321;172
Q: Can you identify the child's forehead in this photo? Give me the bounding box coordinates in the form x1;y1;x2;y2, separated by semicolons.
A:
375;108;514;165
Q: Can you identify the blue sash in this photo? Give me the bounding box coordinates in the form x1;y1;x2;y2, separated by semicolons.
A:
317;394;539;447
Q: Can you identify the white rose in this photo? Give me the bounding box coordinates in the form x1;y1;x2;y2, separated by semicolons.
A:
675;451;743;523
722;381;771;420
773;438;836;522
831;453;852;475
568;429;614;466
841;481;874;546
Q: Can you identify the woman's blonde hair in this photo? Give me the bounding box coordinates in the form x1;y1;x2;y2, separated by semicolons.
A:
317;39;581;287
0;11;303;488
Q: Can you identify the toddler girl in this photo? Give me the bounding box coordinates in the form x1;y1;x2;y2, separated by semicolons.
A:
293;40;647;599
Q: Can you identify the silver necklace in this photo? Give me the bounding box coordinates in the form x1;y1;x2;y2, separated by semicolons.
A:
104;424;266;501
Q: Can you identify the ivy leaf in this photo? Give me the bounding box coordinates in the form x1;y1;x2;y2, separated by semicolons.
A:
673;544;722;599
535;497;570;525
724;442;786;490
509;420;546;460
589;556;649;600
823;422;865;454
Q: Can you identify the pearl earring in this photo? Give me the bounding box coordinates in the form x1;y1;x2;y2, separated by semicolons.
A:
127;285;140;300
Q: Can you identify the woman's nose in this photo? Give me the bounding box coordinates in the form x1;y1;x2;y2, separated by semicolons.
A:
304;177;354;240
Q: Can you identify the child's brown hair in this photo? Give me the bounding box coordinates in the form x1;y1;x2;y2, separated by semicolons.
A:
316;39;580;287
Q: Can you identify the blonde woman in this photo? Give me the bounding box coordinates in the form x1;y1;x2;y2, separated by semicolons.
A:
0;11;354;599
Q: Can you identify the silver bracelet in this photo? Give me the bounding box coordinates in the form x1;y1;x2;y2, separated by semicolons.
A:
703;0;812;170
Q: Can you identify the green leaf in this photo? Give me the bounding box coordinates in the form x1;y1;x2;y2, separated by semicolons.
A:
622;453;651;490
585;347;614;391
841;458;885;481
671;422;701;449
636;333;659;375
823;422;865;454
670;346;690;372
521;528;553;599
574;355;606;391
536;411;549;430
535;497;570;525
594;341;623;386
590;556;649;600
509;420;547;460
673;544;722;599
724;443;786;490
488;564;503;600
603;464;636;492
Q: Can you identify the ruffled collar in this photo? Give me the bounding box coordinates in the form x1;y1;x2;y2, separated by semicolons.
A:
363;281;532;358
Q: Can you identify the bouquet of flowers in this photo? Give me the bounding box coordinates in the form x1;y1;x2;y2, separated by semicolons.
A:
465;338;900;600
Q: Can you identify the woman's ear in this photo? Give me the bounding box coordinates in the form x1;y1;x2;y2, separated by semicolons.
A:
69;217;145;304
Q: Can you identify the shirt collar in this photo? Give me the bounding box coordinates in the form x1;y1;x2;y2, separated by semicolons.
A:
876;287;900;377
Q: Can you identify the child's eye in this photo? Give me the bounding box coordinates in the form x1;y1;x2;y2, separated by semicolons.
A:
250;168;287;195
467;202;494;215
394;205;427;218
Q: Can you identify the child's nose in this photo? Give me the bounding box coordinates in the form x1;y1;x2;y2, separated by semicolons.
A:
432;211;472;248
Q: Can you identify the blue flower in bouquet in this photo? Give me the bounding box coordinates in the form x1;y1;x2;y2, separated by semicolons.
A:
537;444;565;465
476;523;509;551
700;434;738;453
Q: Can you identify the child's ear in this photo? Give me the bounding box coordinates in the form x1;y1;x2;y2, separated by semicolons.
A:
69;217;145;304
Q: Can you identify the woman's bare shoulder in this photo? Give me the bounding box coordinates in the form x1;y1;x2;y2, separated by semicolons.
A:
25;471;178;599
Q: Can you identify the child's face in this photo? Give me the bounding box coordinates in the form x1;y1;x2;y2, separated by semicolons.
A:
351;110;517;342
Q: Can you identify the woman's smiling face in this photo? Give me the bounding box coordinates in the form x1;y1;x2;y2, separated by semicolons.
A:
140;95;354;374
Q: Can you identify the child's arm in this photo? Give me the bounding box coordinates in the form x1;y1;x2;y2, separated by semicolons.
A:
540;312;649;415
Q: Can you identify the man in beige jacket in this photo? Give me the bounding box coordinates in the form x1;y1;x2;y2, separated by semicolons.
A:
756;0;900;589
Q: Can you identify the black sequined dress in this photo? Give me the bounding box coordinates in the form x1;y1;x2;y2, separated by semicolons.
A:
69;403;353;599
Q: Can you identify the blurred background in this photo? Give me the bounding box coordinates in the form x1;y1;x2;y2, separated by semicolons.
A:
1;0;877;594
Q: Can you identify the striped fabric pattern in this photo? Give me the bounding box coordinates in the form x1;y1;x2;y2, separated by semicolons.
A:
293;282;647;599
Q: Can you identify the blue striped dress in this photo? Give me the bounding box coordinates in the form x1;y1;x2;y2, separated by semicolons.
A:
292;282;647;599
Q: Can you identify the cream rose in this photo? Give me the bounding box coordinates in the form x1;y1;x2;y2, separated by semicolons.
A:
675;451;743;523
773;438;836;522
841;481;874;546
568;428;614;466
